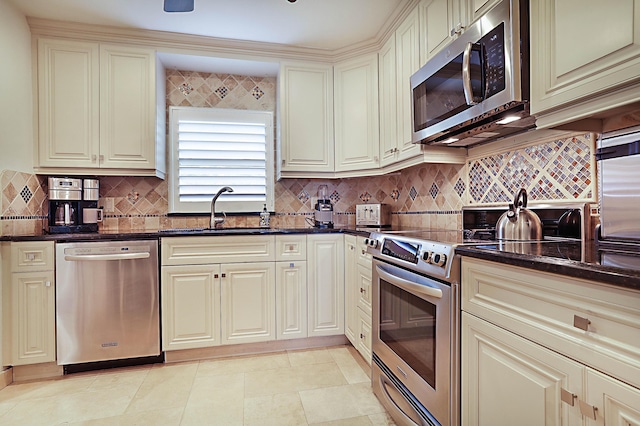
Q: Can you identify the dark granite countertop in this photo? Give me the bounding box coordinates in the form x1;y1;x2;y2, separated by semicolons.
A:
0;226;370;243
456;240;640;292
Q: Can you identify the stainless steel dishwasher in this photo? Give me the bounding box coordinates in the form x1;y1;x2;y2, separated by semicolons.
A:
56;239;160;365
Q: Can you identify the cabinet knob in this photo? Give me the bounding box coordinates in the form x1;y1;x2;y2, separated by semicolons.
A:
360;288;365;293
92;154;97;162
214;274;219;278
573;315;590;331
360;333;365;339
45;281;51;287
221;273;226;278
99;154;104;163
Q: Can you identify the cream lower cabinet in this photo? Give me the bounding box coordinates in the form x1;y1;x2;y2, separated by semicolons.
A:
344;235;372;363
530;0;640;128
220;262;275;345
276;260;307;340
307;234;344;337
161;264;221;351
461;257;640;426
1;242;56;366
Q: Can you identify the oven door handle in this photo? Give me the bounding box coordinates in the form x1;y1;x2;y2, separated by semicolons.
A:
376;264;443;299
379;374;429;426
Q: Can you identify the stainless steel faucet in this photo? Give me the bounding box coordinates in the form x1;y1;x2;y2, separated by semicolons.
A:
210;186;234;228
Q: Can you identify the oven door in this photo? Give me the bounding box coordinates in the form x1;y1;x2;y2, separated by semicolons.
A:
372;258;455;426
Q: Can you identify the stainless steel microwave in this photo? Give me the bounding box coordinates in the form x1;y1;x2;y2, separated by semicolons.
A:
411;0;533;147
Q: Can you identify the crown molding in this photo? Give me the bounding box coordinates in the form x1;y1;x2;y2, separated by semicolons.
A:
27;0;420;64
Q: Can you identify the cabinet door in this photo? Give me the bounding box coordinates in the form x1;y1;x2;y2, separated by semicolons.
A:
344;235;358;345
161;265;220;351
334;54;380;172
279;62;334;173
100;44;157;169
420;0;456;61
356;263;372;314
395;9;422;161
379;34;399;167
276;261;307;340
12;271;55;365
584;368;640;426
462;312;584;426
530;0;640;126
221;262;275;344
356;308;372;365
37;38;100;169
307;234;345;336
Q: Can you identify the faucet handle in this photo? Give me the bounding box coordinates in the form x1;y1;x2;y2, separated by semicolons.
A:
214;211;226;228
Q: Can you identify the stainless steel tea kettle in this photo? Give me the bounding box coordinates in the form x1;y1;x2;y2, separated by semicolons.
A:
496;188;543;240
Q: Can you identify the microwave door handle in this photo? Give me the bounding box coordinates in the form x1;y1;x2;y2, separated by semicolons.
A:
376;264;443;299
462;42;478;105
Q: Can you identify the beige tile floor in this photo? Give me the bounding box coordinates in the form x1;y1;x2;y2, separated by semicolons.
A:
0;345;397;425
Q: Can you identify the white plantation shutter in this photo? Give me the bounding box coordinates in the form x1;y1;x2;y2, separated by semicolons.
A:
169;107;274;214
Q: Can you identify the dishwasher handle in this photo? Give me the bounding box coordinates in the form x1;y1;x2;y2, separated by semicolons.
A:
64;252;151;262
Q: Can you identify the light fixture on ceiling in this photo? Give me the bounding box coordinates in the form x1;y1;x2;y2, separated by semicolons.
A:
164;0;194;13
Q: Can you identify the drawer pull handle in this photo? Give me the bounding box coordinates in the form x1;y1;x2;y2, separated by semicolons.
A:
579;400;597;420
573;315;590;331
561;388;576;406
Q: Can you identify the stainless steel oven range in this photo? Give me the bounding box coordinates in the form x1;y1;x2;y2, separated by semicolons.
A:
366;230;463;426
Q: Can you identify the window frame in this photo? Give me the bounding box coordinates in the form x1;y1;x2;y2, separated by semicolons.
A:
168;106;275;214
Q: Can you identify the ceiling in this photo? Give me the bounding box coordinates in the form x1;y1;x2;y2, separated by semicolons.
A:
8;0;411;51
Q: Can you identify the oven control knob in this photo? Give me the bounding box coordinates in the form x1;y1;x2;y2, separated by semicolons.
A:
364;238;378;249
422;251;432;262
431;253;447;267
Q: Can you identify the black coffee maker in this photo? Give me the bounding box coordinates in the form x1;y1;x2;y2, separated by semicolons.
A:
46;177;100;234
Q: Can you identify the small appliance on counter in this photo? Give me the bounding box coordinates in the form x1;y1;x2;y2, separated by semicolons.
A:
46;177;103;234
313;185;333;228
356;203;391;229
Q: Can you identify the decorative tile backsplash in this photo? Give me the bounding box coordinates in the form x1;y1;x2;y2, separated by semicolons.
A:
0;69;598;236
468;133;595;204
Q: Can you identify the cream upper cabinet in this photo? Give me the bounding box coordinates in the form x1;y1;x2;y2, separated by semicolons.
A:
307;234;344;337
334;54;380;172
279;61;334;175
530;0;640;129
2;241;56;366
380;7;423;167
420;0;460;62
35;38;165;178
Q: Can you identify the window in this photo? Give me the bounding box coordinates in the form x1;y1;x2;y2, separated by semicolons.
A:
168;106;274;214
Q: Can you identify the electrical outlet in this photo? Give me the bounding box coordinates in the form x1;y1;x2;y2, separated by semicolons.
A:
105;197;115;213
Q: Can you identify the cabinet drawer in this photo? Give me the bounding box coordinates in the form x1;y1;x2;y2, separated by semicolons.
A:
161;236;275;265
462;257;640;389
356;236;372;268
275;235;306;261
11;242;55;272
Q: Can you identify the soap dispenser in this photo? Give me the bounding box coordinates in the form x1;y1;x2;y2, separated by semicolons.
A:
260;204;270;228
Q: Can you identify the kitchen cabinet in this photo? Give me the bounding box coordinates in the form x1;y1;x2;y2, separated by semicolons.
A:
221;262;275;345
334;54;380;172
161;264;221;351
275;233;307;340
461;257;640;425
379;9;423;167
344;235;372;363
1;242;55;366
530;0;640;129
307;234;344;337
35;38;165;177
161;235;275;351
279;61;334;175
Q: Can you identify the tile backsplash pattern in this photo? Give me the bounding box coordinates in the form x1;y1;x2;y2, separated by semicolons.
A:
0;170;48;235
468;133;595;204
